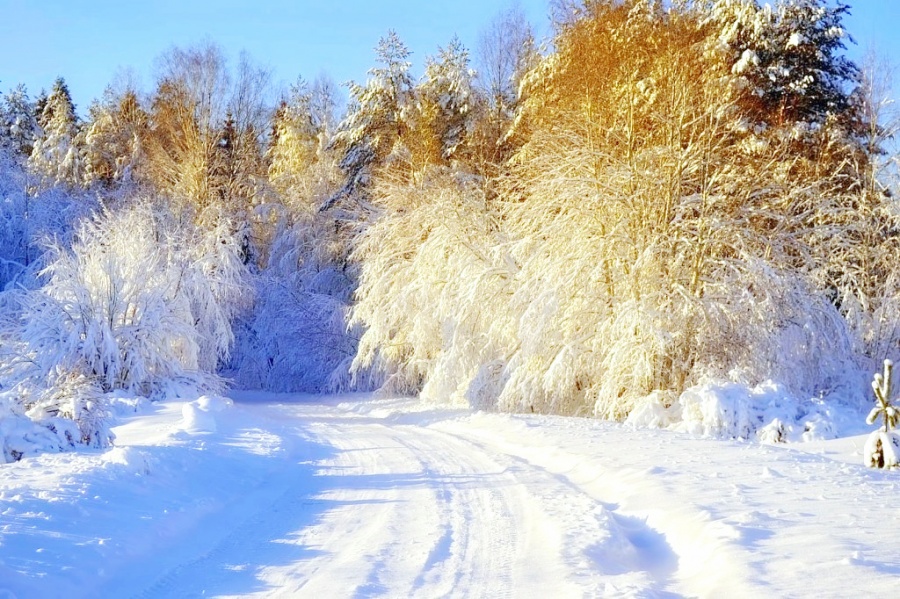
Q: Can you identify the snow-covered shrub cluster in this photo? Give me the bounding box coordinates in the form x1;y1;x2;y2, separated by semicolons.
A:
12;203;246;394
0;201;250;461
626;381;838;443
229;206;360;392
345;0;894;439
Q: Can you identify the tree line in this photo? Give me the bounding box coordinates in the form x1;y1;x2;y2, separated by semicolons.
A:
0;0;896;459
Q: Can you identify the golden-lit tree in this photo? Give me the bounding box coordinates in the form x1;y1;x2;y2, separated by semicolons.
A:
142;44;269;216
82;86;149;188
403;38;478;174
349;0;886;420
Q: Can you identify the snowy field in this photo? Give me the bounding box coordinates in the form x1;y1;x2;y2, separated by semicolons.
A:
1;392;899;598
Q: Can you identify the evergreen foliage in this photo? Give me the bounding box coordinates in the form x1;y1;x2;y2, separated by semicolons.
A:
29;77;83;189
330;31;414;204
865;359;900;468
867;359;899;432
0;84;39;161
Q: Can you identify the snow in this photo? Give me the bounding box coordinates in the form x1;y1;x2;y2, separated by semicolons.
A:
2;392;899;597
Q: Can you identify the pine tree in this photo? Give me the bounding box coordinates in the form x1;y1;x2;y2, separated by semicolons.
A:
704;0;858;127
411;37;477;168
865;359;900;468
329;31;414;206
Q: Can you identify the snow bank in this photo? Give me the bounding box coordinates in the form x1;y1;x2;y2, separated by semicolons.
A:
626;380;845;442
179;395;234;433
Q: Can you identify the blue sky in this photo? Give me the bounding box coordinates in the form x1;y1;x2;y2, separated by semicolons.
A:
0;1;896;115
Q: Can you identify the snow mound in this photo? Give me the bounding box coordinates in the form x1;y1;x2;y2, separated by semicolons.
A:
180;395;234;433
99;446;152;476
864;430;900;469
106;391;151;417
0;412;62;463
626;381;842;442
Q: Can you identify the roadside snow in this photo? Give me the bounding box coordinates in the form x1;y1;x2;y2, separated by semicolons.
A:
1;392;898;597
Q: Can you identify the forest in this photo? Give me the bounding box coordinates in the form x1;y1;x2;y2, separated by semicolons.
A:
1;0;897;460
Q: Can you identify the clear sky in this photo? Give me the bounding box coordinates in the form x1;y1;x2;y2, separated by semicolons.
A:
0;0;897;116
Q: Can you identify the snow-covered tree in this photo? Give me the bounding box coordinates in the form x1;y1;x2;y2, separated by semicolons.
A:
349;169;508;401
330;31;414;204
209;110;266;218
0;84;39;161
702;0;858;128
268;82;321;196
230;209;361;392
82;86;149;188
410;38;478;168
865;359;900;468
29;77;83;189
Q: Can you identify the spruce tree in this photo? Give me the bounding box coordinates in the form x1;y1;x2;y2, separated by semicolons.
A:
28;77;83;189
0;84;39;161
704;0;858;127
412;37;477;167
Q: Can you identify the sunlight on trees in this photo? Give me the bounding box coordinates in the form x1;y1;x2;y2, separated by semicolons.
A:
2;0;900;458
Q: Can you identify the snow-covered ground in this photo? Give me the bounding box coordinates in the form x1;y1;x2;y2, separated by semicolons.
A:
1;392;898;598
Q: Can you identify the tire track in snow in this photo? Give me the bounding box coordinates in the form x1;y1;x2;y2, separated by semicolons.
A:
124;399;684;597
392;423;680;598
302;409;677;597
431;415;759;597
385;427;523;598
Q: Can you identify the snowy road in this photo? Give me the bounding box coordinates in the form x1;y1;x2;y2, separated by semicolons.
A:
123;397;679;598
2;393;900;597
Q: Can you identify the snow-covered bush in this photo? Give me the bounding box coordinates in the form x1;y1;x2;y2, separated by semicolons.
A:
0;394;62;463
0;200;249;457
17;202;247;395
864;359;900;469
180;394;233;433
230;213;360;392
22;368;115;449
349;168;512;403
652;381;839;442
